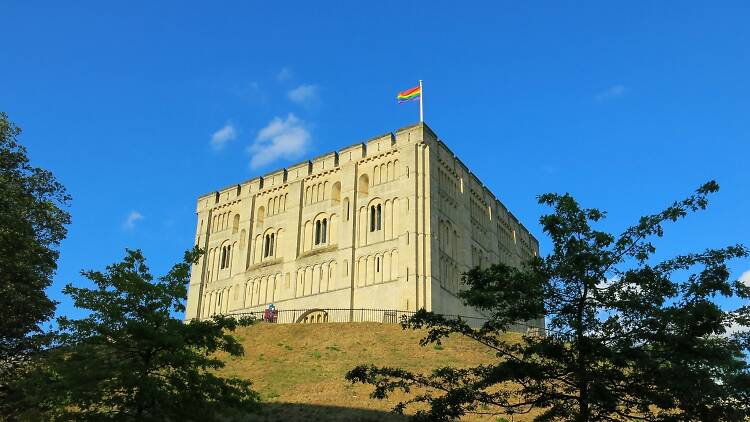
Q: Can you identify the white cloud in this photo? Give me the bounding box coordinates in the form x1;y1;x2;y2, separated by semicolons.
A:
288;84;319;106
595;84;627;102
248;114;311;169
277;67;293;81
210;123;237;150
123;211;144;230
740;270;750;287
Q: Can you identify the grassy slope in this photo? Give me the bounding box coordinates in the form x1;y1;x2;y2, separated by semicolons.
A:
217;322;534;421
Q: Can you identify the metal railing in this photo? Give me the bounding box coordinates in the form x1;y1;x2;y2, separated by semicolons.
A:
223;307;545;336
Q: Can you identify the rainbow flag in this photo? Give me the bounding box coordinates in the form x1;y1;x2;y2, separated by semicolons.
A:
397;85;421;103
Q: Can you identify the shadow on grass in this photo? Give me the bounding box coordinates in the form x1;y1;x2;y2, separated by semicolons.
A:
254;402;409;421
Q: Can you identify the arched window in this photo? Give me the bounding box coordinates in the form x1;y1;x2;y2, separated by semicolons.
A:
263;233;275;258
314;218;328;246
220;245;231;269
370;205;382;232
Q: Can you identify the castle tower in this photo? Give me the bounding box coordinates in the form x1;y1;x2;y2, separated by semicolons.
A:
185;123;541;329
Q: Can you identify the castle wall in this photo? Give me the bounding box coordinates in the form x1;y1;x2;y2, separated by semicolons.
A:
185;123;541;330
427;132;541;327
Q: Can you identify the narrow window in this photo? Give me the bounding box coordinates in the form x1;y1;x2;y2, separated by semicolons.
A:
370;206;376;232
264;235;269;257
376;204;382;230
270;233;275;256
321;219;327;243
376;257;380;272
315;220;321;245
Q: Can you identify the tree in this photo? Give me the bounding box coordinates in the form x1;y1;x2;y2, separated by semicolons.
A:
347;181;750;421
9;248;260;421
0;112;71;363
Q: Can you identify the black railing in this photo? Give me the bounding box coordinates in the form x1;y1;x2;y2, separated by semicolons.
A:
223;307;545;336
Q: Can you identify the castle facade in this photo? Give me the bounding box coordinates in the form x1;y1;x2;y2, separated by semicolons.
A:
185;123;541;328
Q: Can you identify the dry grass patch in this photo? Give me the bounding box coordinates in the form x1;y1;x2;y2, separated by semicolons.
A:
216;322;536;421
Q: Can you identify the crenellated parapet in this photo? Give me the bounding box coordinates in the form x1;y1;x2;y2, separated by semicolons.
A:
185;122;542;333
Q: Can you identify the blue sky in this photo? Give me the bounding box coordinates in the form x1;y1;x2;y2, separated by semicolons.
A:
2;1;749;322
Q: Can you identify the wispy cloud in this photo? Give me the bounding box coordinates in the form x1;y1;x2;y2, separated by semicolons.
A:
210;123;237;150
231;81;266;104
277;67;293;81
288;84;320;107
595;84;627;102
123;211;144;230
248;114;311;169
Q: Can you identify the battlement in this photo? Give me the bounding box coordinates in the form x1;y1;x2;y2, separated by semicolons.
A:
186;120;541;324
198;122;428;205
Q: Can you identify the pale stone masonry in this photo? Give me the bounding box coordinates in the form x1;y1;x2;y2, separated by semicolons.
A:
185;122;541;328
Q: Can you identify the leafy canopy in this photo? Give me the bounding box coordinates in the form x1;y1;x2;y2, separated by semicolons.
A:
347;181;750;422
11;248;260;421
0;111;71;361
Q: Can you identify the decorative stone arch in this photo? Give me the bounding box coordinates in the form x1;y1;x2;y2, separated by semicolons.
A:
374;253;383;283
256;206;265;228
391;249;399;281
357;256;366;286
358;173;369;195
312;263;322;294
328;213;338;245
374;165;381;185
232;213;240;234
329;260;337;289
274;228;284;260
253;234;263;264
295;309;329;324
331;181;341;202
239;229;247;250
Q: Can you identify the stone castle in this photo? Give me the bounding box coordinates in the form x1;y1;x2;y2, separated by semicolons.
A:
185;122;541;328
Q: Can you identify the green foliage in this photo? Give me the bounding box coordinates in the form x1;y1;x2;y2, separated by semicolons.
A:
9;248;260;421
347;181;750;421
0;112;70;362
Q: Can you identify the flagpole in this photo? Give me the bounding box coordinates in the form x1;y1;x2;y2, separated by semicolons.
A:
419;79;424;123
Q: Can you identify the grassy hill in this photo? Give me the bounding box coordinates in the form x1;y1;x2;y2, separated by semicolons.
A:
217;322;532;421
